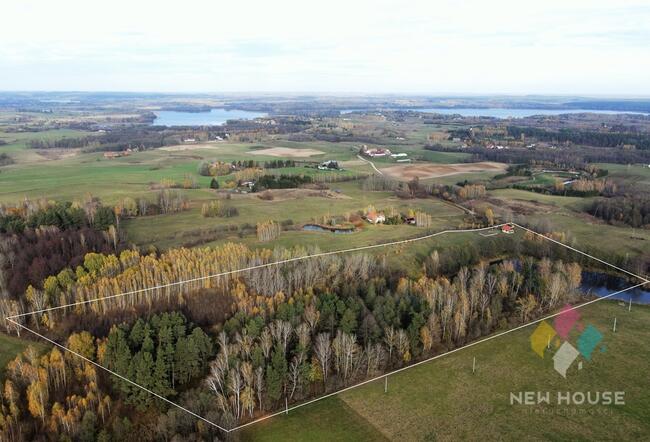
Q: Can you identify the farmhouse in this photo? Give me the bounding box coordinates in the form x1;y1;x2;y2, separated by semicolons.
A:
360;145;392;158
501;224;515;234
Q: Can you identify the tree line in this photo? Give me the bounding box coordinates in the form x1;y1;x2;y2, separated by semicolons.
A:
0;200;116;235
252;174;313;192
588;196;650;228
506;126;650;150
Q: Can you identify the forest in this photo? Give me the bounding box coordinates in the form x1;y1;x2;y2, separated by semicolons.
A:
0;199;120;299
588;196;650;228
430;143;650;167
0;228;600;440
506;126;650;150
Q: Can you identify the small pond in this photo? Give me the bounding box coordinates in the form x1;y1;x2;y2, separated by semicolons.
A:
302;224;356;234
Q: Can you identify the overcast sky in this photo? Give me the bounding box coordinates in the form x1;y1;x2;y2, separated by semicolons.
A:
2;0;649;95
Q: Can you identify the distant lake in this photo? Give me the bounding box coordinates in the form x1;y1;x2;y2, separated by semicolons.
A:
153;108;267;126
341;107;649;119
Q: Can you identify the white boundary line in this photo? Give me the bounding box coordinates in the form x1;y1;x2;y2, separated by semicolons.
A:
515;224;649;283
7;224;508;319
233;281;648;432
5;223;649;433
4;316;228;431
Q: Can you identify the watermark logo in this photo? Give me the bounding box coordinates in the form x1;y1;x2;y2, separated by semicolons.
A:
530;305;605;377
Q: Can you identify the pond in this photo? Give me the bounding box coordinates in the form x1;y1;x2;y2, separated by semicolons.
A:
302;224;356;234
152;108;267;126
581;271;650;304
490;258;649;304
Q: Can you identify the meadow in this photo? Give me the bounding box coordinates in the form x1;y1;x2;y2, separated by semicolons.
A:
487;187;650;258
240;300;650;441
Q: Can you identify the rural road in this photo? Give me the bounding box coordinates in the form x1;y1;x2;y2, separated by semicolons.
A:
357;154;383;175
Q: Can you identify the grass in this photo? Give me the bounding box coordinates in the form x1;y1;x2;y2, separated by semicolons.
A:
487;187;650;258
595;163;650;189
0;130;469;251
238;396;388;442
0;129;92;163
125;192;465;251
541;213;650;257
516;172;559;187
0;333;48;379
240;301;650;440
490;188;591;210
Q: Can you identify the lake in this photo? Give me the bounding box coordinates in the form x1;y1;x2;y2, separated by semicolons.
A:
153;108;267;126
341;107;649;119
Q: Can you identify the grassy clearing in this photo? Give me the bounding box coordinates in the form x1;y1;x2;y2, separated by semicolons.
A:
487;187;650;258
540;213;650;257
595;163;650;188
125;191;465;250
0;150;214;203
0;129;91;163
0;333;48;378
240;301;650;441
0;141;364;205
596;163;650;179
412;149;470;163
490;188;591;210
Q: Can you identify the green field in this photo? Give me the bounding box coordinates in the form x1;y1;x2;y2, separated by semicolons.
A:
239;397;388;442
240;300;650;441
0;128;92;163
0;141;363;204
487;186;650;259
490;188;591;210
126;195;465;250
596;163;650;188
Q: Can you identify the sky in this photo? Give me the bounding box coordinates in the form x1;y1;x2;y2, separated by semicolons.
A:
2;0;650;95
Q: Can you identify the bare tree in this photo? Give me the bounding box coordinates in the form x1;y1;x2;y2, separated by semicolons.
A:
260;327;272;360
288;352;305;399
303;304;320;333
314;333;331;384
384;326;397;364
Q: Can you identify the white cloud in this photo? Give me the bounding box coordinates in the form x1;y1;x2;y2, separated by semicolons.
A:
1;0;649;94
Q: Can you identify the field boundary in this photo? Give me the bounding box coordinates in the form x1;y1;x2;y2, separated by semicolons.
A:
5;223;649;433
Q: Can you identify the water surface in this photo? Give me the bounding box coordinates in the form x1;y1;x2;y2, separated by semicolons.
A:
153;108;267;126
